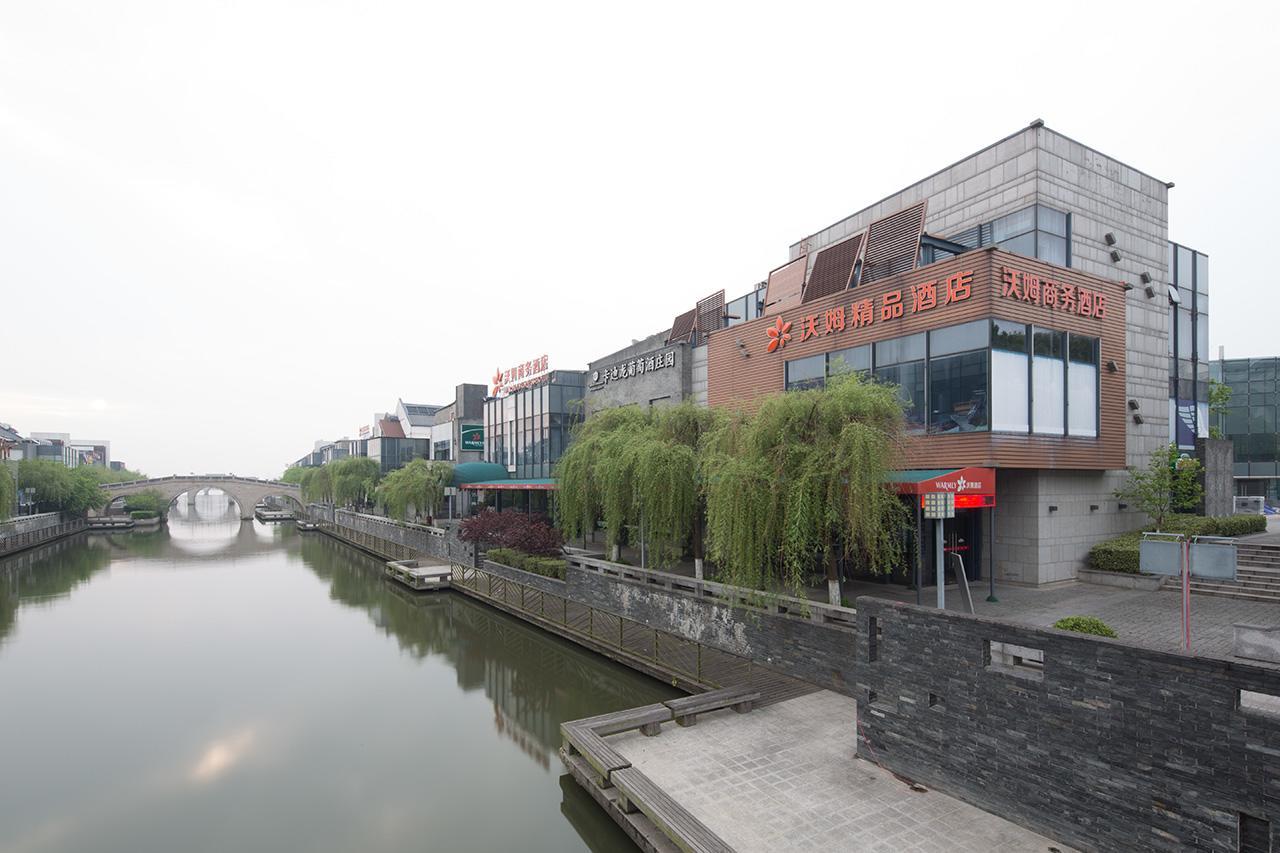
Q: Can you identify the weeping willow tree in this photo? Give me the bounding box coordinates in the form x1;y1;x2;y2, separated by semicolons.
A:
330;456;380;508
556;402;717;570
375;459;452;522
701;371;909;603
300;466;333;504
0;464;15;521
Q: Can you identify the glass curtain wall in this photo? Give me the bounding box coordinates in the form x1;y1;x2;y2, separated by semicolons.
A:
783;319;1098;439
483;372;585;479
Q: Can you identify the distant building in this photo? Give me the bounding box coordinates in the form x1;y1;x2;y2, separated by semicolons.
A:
1212;356;1279;505
26;432;111;468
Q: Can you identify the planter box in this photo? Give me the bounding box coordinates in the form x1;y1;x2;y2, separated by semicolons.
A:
1077;568;1164;591
1234;623;1280;664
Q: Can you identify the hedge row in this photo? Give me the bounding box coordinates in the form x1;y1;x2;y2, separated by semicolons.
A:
130;510;159;520
1087;514;1267;574
487;547;566;581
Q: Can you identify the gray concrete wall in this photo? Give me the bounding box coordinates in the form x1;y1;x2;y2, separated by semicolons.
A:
0;512;64;539
856;596;1280;853
584;333;692;416
331;509;475;564
566;560;858;694
1198;437;1235;517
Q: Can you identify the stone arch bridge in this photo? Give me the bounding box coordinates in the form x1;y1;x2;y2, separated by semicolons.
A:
101;475;304;520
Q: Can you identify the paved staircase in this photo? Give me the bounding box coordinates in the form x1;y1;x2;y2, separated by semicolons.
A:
1185;542;1280;602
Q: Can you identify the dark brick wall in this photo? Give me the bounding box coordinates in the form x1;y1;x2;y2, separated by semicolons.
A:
856;596;1280;853
567;565;857;694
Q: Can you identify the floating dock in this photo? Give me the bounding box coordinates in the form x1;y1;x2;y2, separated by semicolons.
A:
254;509;294;523
384;558;451;591
87;517;135;530
295;519;319;532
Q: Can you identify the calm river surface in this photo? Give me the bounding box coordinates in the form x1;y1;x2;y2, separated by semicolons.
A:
0;495;676;853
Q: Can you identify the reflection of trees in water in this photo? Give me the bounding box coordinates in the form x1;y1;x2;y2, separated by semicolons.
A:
296;534;675;759
0;535;114;644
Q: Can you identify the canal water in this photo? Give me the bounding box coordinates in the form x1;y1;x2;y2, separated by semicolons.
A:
0;495;677;853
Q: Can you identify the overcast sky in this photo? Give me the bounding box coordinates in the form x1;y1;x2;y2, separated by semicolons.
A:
2;2;1275;478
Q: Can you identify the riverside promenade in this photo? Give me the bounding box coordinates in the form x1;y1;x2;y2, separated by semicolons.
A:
577;690;1073;853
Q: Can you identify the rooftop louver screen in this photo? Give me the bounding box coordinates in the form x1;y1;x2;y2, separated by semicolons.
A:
666;307;697;345
802;233;865;304
763;256;806;316
861;201;928;285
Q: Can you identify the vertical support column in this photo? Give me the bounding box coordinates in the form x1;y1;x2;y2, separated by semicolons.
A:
935;518;945;610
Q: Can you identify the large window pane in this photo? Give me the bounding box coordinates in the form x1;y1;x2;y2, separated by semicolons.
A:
1195;314;1208;359
930;320;988;356
874;361;926;433
1032;327;1065;434
993;207;1035;242
785;354;826;390
997;232;1036;257
929;351;988;433
1177;309;1193;359
1177;246;1193;286
1037;233;1067;266
828;345;870;375
1037;205;1068;237
874;333;925;366
1068;335;1099;437
992;349;1029;431
1195;253;1209;294
992;320;1028;353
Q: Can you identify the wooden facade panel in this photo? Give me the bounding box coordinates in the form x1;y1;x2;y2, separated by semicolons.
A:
706;248;1128;471
763;257;806;317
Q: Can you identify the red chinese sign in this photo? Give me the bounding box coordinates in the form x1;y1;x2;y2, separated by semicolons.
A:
1000;266;1106;319
768;270;974;353
894;467;995;496
492;354;550;396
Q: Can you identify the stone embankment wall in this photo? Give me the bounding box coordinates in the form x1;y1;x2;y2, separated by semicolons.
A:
856;596;1280;853
0;513;83;556
309;505;475;565
564;555;858;695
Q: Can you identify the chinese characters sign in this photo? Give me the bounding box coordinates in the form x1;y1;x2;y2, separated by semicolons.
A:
1000;266;1106;319
591;349;676;386
769;270;974;352
492;354;550;396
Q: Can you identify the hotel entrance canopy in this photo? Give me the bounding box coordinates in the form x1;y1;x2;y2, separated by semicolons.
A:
888;467;995;507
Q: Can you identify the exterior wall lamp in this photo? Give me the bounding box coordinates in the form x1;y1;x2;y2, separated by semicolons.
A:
736;339;749;358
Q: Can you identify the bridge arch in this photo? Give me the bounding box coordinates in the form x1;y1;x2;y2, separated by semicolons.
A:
101;476;305;521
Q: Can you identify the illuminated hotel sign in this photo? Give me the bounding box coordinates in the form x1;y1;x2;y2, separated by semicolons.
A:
1000;266;1107;319
590;349;676;387
767;270;974;353
492;354;550;396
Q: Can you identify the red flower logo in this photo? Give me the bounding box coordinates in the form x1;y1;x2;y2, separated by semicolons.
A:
766;317;792;353
491;368;504;395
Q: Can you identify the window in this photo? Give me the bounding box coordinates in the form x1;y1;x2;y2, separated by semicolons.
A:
1068;334;1099;437
992;320;1030;432
785;354;825;391
987;205;1071;267
1032;327;1066;435
930;320;987;356
929;350;987;433
874;361;926;433
827;345;870;377
874;333;925;365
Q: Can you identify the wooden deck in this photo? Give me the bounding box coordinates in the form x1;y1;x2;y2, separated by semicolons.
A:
384;559;451;592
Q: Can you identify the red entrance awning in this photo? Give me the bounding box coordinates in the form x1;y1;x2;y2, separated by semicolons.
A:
890;467;996;497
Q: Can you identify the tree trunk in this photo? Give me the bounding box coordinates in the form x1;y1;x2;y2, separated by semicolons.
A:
826;549;840;606
692;502;705;581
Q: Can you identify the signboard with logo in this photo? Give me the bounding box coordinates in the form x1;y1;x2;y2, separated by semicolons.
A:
460;424;484;452
590;348;676;387
492;354;550;397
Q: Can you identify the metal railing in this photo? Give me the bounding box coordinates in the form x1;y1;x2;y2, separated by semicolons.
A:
451;562;759;691
565;554;858;629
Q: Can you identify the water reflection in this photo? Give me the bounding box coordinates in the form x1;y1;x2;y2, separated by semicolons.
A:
167;491;242;556
0;513;675;852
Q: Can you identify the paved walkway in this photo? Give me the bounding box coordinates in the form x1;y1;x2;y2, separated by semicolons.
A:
609;691;1075;853
849;578;1280;659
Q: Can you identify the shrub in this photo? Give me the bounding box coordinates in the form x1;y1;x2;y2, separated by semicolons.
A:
1053;616;1118;638
1087;513;1266;573
130;510;159;520
460;509;563;556
485;547;565;580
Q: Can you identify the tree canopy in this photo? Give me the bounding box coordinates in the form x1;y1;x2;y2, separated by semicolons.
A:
555;402;720;568
375;459;452;522
280;466;307;485
1115;442;1203;529
700;372;908;596
330;457;381;508
0;464;15;521
16;460;110;516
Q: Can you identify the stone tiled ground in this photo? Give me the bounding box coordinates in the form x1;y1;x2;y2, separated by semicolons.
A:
608;691;1074;853
849;578;1280;658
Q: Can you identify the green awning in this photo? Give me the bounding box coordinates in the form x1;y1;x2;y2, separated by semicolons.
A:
459;478;556;491
451;462;510;486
